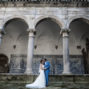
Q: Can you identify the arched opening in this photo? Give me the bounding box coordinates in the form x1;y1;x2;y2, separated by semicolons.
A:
33;18;63;75
69;18;89;74
0;54;9;73
0;18;28;73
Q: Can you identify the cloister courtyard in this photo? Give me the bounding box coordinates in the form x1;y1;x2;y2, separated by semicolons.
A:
0;1;89;89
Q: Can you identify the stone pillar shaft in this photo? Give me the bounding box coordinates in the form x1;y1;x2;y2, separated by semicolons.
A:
0;33;2;45
0;30;5;45
25;30;35;74
61;29;71;74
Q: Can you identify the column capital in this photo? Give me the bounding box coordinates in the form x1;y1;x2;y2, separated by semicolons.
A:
28;29;36;37
0;30;5;35
60;28;71;36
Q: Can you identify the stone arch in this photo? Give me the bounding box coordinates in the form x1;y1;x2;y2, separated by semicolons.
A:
34;16;63;74
69;16;89;49
68;16;89;29
68;16;89;74
35;16;64;29
2;15;29;30
0;53;9;73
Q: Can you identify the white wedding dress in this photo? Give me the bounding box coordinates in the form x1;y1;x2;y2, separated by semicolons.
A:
26;64;46;88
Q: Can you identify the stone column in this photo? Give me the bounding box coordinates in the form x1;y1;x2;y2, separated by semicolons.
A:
0;32;2;45
61;29;71;74
25;30;35;74
0;30;4;45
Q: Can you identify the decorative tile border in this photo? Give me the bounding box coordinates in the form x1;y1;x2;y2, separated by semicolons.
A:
9;54;84;74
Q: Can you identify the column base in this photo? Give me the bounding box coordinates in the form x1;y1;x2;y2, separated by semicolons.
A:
62;71;72;75
25;68;33;74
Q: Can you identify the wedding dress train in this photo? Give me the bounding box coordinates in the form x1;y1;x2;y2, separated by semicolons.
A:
26;65;46;88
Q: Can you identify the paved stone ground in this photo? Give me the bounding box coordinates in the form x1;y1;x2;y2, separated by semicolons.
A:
0;82;89;89
0;74;89;89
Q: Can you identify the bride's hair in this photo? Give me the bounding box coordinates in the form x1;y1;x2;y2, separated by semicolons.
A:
40;59;43;64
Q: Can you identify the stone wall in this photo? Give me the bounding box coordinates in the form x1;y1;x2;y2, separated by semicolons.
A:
0;6;89;74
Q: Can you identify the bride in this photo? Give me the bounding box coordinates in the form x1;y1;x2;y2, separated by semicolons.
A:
26;59;46;88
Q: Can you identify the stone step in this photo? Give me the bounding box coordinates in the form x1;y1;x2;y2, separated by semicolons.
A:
0;74;89;82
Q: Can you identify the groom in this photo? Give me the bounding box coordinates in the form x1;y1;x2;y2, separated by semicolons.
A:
43;58;50;87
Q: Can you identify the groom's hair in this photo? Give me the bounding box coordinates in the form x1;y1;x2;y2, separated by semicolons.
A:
44;58;47;61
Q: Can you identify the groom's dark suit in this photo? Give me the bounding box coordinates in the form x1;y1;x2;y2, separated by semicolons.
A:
44;61;50;86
